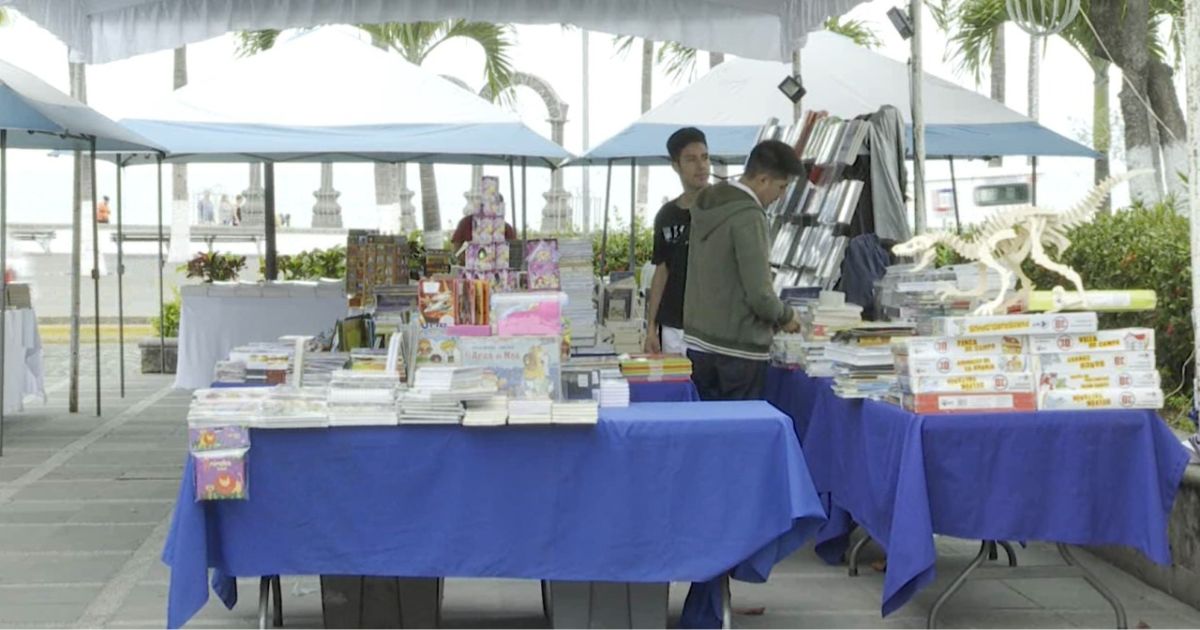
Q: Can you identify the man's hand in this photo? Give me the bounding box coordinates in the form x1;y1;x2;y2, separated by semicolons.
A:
781;311;801;334
644;328;662;354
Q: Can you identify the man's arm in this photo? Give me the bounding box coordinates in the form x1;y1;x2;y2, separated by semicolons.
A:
731;215;795;327
643;263;669;353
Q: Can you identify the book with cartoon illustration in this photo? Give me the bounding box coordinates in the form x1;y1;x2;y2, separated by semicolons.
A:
459;336;561;400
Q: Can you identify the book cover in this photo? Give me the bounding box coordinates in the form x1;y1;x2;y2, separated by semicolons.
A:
932;312;1099;337
460;336;562;400
902;392;1037;414
1037;370;1161;392
1035;351;1156;373
193;449;249;501
899;372;1036;394
418;280;457;326
414;330;462;367
895;353;1032;377
894;335;1029;358
526;240;561;290
493;292;564;336
1028;328;1155;354
1039;388;1164;410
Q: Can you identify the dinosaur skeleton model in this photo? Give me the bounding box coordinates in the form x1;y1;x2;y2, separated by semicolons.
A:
892;170;1150;315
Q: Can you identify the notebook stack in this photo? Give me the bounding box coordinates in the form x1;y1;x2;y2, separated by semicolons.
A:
828;324;915;399
552;400;600;425
297;352;349;388
1033;326;1163;410
619;354;692;383
257;388;329;429
890;332;1036;414
599;373;631;408
462;396;509;427
559;238;598;348
187;388;269;428
397;390;466;424
326;370;399;426
410;367;496;399
508;398;553;425
213;361;247;385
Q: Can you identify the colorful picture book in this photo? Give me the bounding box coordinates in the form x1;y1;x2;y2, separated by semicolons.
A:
525;239;560;290
459;336;562;400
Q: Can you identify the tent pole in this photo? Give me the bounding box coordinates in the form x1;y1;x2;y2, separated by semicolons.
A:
1031;156;1038;205
949;157;962;235
264;162;278;280
0;129;7;455
89;138;100;417
157;156;165;374
116;154;125;397
508;159;517;230
599;160;613;325
521;157;528;242
628;158;636;272
910;0;927;234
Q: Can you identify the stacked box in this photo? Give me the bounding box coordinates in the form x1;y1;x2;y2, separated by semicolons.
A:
1030;327;1162;410
891;331;1035;414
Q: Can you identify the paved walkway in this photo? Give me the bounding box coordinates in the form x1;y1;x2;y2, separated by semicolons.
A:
2;343;1200;628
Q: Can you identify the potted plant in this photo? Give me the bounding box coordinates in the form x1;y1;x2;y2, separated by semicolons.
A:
141;291;180;374
184;251;246;282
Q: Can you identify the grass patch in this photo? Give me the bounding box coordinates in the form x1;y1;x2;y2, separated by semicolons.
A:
39;324;155;344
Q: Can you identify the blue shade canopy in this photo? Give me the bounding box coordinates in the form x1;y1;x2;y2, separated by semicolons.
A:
573;31;1098;165
0;58;163;152
111;29;571;166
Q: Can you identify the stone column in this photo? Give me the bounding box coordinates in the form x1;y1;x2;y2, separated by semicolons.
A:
463;165;484;216
242;162;266;227
312;162;343;228
398;163;418;233
541;105;573;233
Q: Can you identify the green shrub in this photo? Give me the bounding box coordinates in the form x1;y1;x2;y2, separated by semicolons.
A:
592;222;653;279
182;251;246;283
151;293;181;338
1022;201;1193;420
270;246;347;280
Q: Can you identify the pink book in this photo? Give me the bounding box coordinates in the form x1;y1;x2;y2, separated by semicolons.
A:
493;293;564;337
447;325;492;337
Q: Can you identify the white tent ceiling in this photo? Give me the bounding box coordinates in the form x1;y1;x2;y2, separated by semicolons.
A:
0;0;866;64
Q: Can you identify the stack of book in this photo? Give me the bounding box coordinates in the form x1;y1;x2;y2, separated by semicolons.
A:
187;388;269;428
397;390;466;424
508;398;553;425
606;321;644;355
619;354;692;383
213;361;246;384
462;396;509;427
297;352;349;388
599;374;631;408
890;332;1036;414
257;388;329;429
1033;326;1163;410
876;264;1008;334
229;344;293;385
828;324;915;399
559;238;598;348
410;366;497;399
326;370;399;426
551;400;600;425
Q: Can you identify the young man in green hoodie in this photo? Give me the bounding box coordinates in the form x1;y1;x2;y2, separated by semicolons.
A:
683;139;803;401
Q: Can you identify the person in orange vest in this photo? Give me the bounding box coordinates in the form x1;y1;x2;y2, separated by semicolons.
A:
96;196;111;224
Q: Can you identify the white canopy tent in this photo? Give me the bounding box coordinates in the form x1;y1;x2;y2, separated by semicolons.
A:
1;0;864;64
573;31;1098;164
0;58;165;442
96;28;571;281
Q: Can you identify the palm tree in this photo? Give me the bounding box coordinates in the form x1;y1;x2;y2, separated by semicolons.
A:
937;0;1186;204
237;21;516;238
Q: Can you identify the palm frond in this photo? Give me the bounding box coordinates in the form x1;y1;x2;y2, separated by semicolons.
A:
0;8;9;27
945;0;1007;82
430;21;517;104
613;34;638;57
235;29;280;57
656;42;698;81
823;16;881;48
929;0;957;31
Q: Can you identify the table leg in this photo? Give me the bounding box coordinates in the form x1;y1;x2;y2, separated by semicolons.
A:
927;541;991;629
258;577;270;630
1057;544;1127;629
271;575;283;627
541;579;552;625
721;575;731;630
999;541;1019;567
847;535;872;577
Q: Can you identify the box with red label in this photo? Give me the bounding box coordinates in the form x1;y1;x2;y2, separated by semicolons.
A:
1037;370;1161;392
895;353;1031;378
893;335;1028;358
1035;351;1156;373
1028;328;1155;354
1039;387;1164;410
931;312;1098;337
901;392;1038;414
899;372;1035;394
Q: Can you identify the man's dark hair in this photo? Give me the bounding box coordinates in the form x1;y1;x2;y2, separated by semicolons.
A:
743;140;805;180
666;127;707;162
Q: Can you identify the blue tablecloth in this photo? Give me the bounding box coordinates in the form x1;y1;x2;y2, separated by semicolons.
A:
163;401;825;629
796;380;1189;617
629;379;701;403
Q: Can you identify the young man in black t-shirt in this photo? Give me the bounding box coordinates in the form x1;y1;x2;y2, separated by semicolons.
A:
644;127;710;355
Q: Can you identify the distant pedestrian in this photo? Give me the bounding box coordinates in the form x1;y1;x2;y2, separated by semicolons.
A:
197;191;214;224
233;194;244;226
96;195;111;224
219;194;235;225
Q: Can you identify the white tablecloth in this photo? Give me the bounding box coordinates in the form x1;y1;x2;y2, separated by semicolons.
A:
173;283;346;389
5;308;45;414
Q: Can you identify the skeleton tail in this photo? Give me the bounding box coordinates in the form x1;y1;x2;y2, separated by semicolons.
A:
1059;169;1155;229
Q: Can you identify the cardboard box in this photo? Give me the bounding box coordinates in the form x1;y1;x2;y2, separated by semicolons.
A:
899;372;1036;394
901;391;1037;414
893;335;1028;358
895;353;1031;377
1037;370;1161;392
1029;328;1155;354
1039;388;1164;411
931;312;1098;337
1036;351;1156;373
